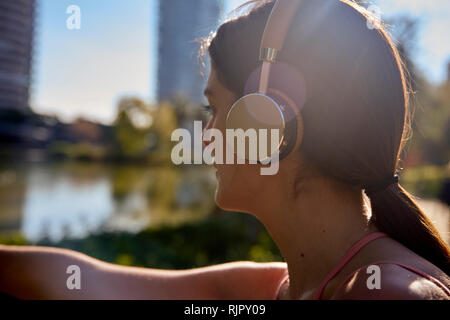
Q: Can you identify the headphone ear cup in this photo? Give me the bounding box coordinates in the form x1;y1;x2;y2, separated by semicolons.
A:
226;93;286;163
271;94;303;160
292;111;303;154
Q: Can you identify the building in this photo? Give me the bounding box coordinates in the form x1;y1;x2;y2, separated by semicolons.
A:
0;0;36;111
157;0;221;104
447;61;450;83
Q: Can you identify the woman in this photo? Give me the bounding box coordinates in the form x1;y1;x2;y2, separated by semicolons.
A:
1;0;449;299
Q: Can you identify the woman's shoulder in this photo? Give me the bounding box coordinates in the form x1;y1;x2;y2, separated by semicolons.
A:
330;237;450;300
331;262;449;300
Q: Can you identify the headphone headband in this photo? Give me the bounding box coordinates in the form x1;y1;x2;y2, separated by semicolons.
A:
258;0;303;94
260;0;304;61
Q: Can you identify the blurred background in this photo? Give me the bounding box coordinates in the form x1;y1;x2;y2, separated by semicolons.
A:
0;0;448;269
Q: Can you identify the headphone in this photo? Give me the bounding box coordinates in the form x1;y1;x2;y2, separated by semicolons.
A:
225;0;306;164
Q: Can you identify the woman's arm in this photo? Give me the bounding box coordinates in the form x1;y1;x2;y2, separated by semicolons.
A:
0;244;287;300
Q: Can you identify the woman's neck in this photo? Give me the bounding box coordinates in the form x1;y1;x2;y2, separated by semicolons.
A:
255;176;378;299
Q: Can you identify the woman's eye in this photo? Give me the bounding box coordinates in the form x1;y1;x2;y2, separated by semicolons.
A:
203;104;215;115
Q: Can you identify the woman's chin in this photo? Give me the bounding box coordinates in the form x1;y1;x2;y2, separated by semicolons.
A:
214;185;235;211
213;185;227;209
214;186;248;213
213;167;252;211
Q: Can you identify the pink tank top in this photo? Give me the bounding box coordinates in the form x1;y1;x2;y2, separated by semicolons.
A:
272;232;450;299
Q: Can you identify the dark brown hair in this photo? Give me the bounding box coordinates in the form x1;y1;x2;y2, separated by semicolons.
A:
199;0;450;274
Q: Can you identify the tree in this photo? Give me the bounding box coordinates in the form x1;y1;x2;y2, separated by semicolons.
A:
113;97;154;159
384;15;449;166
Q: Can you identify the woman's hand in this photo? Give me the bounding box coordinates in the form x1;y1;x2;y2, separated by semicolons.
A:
0;244;287;300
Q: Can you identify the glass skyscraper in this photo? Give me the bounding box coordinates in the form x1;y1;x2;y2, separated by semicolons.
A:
0;0;36;111
157;0;221;104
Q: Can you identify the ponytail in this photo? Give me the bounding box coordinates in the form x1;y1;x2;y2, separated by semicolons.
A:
368;183;450;275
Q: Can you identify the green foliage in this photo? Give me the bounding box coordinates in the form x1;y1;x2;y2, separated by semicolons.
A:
111;164;149;200
401;164;450;198
404;80;450;167
111;97;181;164
0;232;27;246
49;141;106;161
113;97;154;159
147;102;179;164
385;16;450;167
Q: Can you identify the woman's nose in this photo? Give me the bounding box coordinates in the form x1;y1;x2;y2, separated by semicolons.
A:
202;127;211;148
202;118;214;147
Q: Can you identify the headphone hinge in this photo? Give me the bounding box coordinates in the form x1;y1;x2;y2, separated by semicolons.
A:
260;47;278;62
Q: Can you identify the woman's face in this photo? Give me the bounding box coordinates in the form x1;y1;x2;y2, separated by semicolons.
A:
203;65;269;212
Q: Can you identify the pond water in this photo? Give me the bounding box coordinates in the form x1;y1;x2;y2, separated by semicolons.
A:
0;162;448;244
0;162;217;243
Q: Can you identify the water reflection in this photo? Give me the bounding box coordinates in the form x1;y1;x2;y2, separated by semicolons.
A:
0;162;448;245
23;167;113;242
0;162;216;243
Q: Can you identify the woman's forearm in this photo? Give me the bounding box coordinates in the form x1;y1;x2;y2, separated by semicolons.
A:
0;244;223;299
0;244;108;299
1;244;211;299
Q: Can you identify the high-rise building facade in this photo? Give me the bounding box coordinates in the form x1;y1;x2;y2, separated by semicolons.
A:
0;0;36;111
447;61;450;83
157;0;221;104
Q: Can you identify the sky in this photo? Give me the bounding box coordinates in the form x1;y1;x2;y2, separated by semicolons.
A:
31;0;450;124
372;0;450;84
33;0;154;124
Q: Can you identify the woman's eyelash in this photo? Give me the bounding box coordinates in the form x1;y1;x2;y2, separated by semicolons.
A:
203;104;214;114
